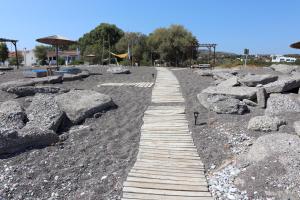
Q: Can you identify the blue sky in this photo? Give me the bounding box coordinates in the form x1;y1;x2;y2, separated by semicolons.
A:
1;0;300;54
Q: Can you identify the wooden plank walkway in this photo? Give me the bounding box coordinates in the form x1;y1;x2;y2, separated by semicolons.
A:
98;82;154;88
122;67;212;200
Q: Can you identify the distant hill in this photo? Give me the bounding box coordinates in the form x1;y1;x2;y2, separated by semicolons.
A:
198;49;238;57
284;54;300;59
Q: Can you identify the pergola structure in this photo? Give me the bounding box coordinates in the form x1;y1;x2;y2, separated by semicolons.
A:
0;38;19;68
198;43;217;66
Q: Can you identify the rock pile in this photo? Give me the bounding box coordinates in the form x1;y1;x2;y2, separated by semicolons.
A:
198;94;248;114
248;116;286;131
0;72;90;97
0;90;115;155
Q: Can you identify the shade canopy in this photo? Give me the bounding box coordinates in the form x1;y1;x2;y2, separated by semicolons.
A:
291;41;300;49
36;35;77;67
36;35;76;46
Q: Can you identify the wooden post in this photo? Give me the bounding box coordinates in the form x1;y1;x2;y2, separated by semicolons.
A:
108;35;111;65
13;41;19;69
56;45;59;67
213;45;216;67
101;37;104;65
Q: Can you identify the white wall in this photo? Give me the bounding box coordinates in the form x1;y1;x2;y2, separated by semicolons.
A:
23;50;37;66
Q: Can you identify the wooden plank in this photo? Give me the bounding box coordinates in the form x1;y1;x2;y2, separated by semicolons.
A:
132;166;205;174
126;176;207;186
134;162;204;170
138;152;200;160
138;150;199;157
136;158;204;166
122;68;212;199
139;147;199;152
123;187;212;197
130;169;206;178
124;181;209;192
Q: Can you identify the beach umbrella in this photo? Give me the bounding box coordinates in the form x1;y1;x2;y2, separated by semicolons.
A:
290;41;300;49
36;35;77;67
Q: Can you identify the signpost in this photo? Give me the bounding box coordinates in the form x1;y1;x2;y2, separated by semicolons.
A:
244;48;249;68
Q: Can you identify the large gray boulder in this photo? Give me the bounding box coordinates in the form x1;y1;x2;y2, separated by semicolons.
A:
217;77;240;87
201;86;257;100
294;121;300;135
0;101;26;130
213;72;236;80
263;77;300;93
32;75;63;84
0;100;26;130
78;70;90;78
196;70;214;76
107;67;130;74
265;94;300;116
26;94;64;132
0;79;35;91
270;64;299;74
7;86;69;97
0;127;58;155
256;87;267;108
248;115;286;131
197;93;248;114
55;90;114;124
245;133;300;163
239;74;278;87
62;73;82;81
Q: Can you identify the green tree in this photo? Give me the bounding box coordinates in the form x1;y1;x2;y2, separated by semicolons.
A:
34;45;48;65
79;23;124;64
0;43;9;63
8;54;23;66
116;32;149;65
148;25;199;67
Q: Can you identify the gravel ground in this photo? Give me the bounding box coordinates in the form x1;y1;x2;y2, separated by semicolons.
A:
0;66;156;200
1;66;300;200
173;67;300;200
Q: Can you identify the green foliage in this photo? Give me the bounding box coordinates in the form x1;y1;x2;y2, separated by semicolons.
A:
218;58;243;68
247;58;271;67
69;59;84;65
57;57;65;65
77;23;199;66
295;59;300;65
79;23;124;63
148;25;199;67
115;32;148;65
34;45;48;64
0;43;9;63
8;55;23;66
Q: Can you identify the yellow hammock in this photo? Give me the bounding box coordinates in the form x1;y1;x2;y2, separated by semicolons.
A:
109;51;128;59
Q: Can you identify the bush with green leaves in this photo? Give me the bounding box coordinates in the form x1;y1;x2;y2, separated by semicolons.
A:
69;59;84;65
8;55;23;66
0;43;9;63
34;45;48;64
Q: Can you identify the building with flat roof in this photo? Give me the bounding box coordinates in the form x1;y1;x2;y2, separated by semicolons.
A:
271;55;296;63
47;49;80;65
